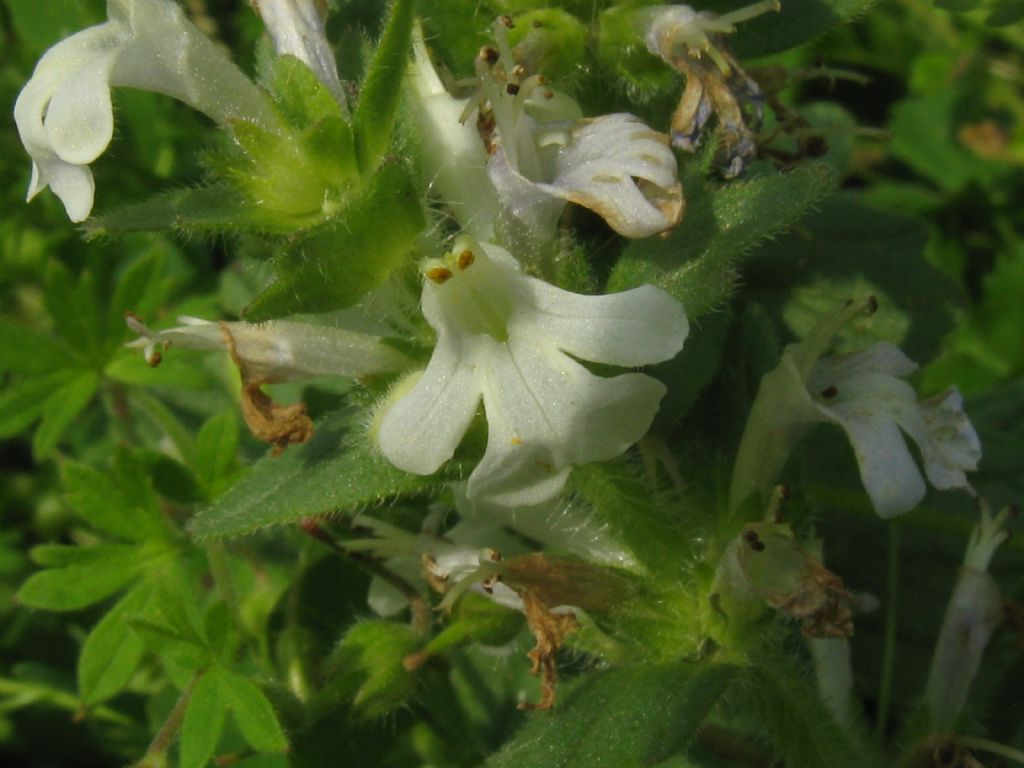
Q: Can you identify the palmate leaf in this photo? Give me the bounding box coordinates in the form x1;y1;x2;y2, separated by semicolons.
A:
189;409;454;540
17;544;146;612
608;163;835;319
485;662;737;768
77;582;152;706
180;666;288;768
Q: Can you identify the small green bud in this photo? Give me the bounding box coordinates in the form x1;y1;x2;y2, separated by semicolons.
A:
508;9;588;85
322;621;421;719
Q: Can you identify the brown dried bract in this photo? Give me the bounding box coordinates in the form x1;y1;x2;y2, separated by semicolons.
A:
518;588;579;711
760;554;853;638
661;42;764;178
220;323;313;455
739;526;855;638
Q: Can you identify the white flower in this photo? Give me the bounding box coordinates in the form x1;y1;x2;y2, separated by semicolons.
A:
255;0;346;109
376;236;688;507
410;18;683;241
126;315;411;381
486;112;685;240
731;299;981;517
806;346;981;516
14;0;272;222
926;504;1010;730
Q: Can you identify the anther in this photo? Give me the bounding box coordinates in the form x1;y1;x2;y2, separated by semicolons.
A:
506;83;521;95
866;295;879;313
426;267;454;284
820;385;838;399
147;351;162;368
749;539;766;552
457;250;475;270
512;64;526;79
742;529;759;543
499;14;515;28
480;45;499;65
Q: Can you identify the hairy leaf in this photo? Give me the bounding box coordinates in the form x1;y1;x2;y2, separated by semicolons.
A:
607;164;835;319
354;0;414;173
485;662;737;768
242;161;424;321
190;410;450;539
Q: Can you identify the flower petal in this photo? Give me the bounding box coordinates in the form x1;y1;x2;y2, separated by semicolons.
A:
487;148;567;236
45;62;116;165
469;334;665;506
42;158;97;222
914;387;981;492
834;415;926;518
811;357;928;517
519;280;688;366
808;342;917;391
377;334;484;476
539;113;684;238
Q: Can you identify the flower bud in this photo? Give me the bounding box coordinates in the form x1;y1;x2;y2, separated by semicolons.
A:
321;621;421;719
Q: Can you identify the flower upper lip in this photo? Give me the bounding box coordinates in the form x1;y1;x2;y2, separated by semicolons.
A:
15;0;272;222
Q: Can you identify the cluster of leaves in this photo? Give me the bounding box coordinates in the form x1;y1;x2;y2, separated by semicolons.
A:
0;0;1022;767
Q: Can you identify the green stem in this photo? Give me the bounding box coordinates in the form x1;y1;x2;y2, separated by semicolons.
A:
876;522;901;737
137;672;202;767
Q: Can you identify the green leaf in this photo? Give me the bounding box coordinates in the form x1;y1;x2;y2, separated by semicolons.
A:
607;164;835;319
78;583;152;705
61;455;166;541
889;90;1003;194
0;370;80;438
216;669;289;753
108;249;170;347
32;372;99;460
28;543;138;569
732;660;875;768
934;0;983;10
180;671;229;768
4;0;101;52
126;577;211;668
189;410;449;539
354;0;414;173
485;663;737;768
194;411;240;499
707;0;878;58
269;56;358;181
571;461;695;579
744;193;960;362
181;668;288;767
84;185;289;237
243;161;424;321
17;546;144;611
0;319;72;375
44;262;103;364
986;0;1024;25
